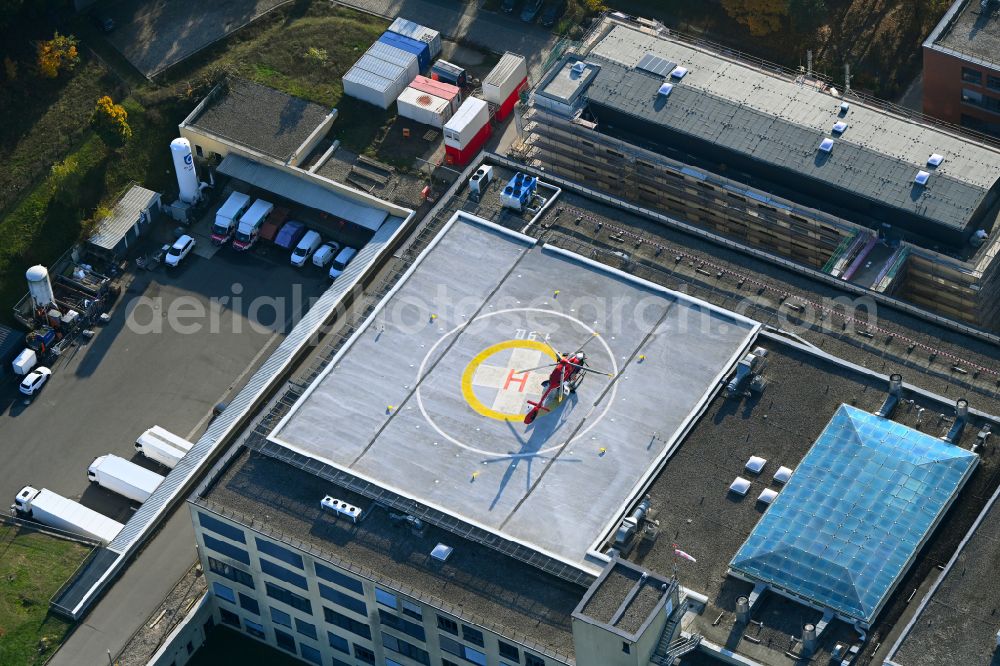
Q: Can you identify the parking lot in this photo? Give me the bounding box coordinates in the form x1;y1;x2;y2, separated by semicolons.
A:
0;213;333;525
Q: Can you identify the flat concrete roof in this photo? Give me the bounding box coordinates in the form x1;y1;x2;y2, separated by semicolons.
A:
930;0;1000;70
538;59;601;106
270;211;759;573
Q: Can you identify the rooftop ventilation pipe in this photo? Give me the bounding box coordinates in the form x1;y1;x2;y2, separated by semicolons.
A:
943;398;969;444
876;374;903;418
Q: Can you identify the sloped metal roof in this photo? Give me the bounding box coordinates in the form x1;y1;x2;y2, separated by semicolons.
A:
729;404;978;624
217;155;388;231
88;185;159;251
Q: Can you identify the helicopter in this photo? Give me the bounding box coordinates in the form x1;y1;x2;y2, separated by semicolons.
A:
518;334;612;425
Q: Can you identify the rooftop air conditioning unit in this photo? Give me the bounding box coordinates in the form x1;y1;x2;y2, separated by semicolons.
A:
321;496;364;523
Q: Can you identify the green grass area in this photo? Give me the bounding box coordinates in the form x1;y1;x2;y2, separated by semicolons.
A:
0;523;91;666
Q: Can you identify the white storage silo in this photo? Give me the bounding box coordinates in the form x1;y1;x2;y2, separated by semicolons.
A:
170;138;200;204
26;265;55;309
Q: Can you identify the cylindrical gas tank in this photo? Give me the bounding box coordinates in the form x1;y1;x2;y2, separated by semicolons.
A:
170;138;200;204
25;265;55;309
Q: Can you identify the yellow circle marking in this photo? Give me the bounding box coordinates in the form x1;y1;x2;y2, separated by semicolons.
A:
461;339;559;421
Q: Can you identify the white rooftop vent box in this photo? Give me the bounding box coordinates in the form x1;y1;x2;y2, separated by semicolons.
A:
671;66;688;79
729;477;752;496
927;153;944;167
572;61;587;74
431;543;454;562
819;138;834;153
758;488;779;505
773;466;793;484
914;170;930;186
658;82;674;97
321;496;364;523
840;101;850;114
745;456;767;474
832;121;848;134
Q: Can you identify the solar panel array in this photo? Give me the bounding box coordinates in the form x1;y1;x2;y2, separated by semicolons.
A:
636;52;675;77
729;404;978;624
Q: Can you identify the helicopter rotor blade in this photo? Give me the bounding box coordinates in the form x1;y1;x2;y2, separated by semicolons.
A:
515;362;558;374
571;332;600;356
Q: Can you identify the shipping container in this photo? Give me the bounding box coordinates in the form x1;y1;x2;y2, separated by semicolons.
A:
410;75;461;114
431;60;467;88
343;61;402;109
483;52;529;122
388;17;442;58
366;41;419;82
380;31;430;73
397;86;452;128
444;97;492;166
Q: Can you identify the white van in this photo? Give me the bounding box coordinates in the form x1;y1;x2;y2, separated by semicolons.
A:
328;247;358;279
312;241;341;268
291;230;322;267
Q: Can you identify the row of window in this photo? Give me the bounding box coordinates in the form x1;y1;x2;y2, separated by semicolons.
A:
962;88;1000;115
203;513;549;666
961;67;1000;91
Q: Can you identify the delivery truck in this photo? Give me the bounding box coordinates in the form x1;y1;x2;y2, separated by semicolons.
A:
134;426;193;469
232;199;274;251
88;454;165;503
12;486;124;545
211;191;252;245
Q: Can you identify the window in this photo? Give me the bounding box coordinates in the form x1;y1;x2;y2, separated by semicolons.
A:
464;647;487;666
378;609;426;641
265;582;312;614
238;593;259;615
202;534;250;565
260;559;308;590
462;625;485;647
499;640;520;661
300;643;321;665
443;660;460;666
375;587;398;608
622;641;631;654
437;615;459;635
295;617;317;640
354;644;376;664
989;75;1000;92
440;636;487;665
314;562;364;594
255;537;304;569
197;512;245;543
194;144;204;158
962;67;983;84
382;634;431;665
219;607;240;628
386;660;404;666
332;659;352;666
275;628;296;653
323;607;372;640
328;631;350;653
244;618;265;639
402;599;423;620
212;582;236;604
319;583;367;616
525;655;545;666
208;558;254;589
270;607;291;628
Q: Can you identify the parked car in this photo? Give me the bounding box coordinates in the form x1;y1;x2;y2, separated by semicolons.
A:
501;0;519;13
291;230;323;267
521;0;544;22
165;235;196;267
540;0;566;27
19;366;51;396
312;241;341;268
328;247;358;280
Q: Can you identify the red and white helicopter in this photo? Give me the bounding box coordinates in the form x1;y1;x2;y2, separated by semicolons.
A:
518;334;612;425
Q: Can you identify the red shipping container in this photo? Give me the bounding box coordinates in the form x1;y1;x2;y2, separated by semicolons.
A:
444;122;492;166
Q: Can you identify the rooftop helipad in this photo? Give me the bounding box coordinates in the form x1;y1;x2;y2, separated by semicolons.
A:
269;212;759;572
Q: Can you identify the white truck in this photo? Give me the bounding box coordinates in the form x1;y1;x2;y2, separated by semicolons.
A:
88;454;165;503
211;191;252;245
134;426;194;469
232;199;273;251
12;486;124;545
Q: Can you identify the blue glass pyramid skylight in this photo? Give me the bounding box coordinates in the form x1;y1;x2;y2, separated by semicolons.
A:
729;404;977;624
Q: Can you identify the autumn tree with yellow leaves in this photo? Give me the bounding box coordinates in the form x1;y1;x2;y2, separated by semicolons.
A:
721;0;790;36
36;32;79;78
92;96;132;146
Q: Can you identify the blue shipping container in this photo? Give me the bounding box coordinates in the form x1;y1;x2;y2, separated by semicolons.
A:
379;31;430;72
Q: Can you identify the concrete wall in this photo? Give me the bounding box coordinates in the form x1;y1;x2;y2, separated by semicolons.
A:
148;591;214;666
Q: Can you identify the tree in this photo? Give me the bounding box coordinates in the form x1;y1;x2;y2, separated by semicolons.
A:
788;0;828;34
92;95;132;146
721;0;789;36
36;32;79;78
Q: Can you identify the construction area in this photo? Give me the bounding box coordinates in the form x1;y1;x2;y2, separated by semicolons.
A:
518;15;1000;330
